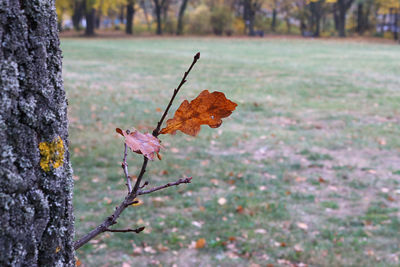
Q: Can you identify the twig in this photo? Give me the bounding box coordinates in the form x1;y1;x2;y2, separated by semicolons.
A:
140;181;149;189
74;53;199;251
132;157;148;195
138;177;192;195
105;226;145;233
122;143;132;193
152;52;200;137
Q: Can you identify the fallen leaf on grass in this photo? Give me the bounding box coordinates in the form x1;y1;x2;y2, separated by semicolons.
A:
296;222;308;230
318;177;327;183
294;244;304;252
157;243;169;252
377;138;386;146
170;147;179;153
259;185;267;191
295;176;307;182
210;179;219;186
218;197;227;205
132;246;143;255
195;238;206;249
116;128;161;160
103;197;112;204
236;205;244;213
192;221;204;228
144;246;156;254
255;229;267;234
387;195;395;202
160;90;237;136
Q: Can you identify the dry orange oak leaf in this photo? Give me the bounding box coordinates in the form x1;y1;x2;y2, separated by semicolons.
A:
160;90;237;136
116;128;161;160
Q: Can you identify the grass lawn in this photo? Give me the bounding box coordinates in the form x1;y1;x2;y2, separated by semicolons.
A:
62;37;400;266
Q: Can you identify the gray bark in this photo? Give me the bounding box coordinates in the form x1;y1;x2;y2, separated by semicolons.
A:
0;0;74;266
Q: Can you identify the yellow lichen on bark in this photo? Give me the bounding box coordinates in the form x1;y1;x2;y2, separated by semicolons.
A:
39;136;65;171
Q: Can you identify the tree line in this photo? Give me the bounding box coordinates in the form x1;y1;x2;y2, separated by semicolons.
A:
56;0;400;40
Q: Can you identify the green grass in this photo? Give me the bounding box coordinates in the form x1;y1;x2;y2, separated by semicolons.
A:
62;37;400;266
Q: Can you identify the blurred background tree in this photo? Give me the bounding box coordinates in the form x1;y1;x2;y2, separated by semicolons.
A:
56;0;400;40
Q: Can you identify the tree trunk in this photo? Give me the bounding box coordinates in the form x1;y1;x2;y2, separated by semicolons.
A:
140;0;151;31
337;0;354;37
85;7;96;36
95;12;101;29
356;3;364;35
394;9;398;41
119;5;125;22
243;0;255;36
72;0;84;31
364;1;371;32
162;0;170;26
177;0;189;35
0;0;74;266
310;1;321;37
338;0;347;37
154;0;163;35
271;8;277;32
333;3;339;31
126;1;135;35
285;17;291;33
380;13;386;35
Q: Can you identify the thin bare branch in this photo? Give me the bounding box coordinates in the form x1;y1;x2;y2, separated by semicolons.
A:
105;226;145;233
122;143;132;193
152;52;200;137
132;157;148;194
139;177;192;195
140;181;149;189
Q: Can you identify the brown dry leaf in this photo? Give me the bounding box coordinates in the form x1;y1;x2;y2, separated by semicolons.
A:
116;128;161;160
387;195;395;202
160;90;237;136
157;243;169;252
318;177;327;183
236;205;244;214
195;238;206;249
